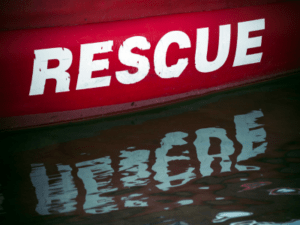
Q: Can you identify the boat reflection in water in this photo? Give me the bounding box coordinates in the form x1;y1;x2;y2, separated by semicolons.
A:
1;73;300;224
30;110;267;214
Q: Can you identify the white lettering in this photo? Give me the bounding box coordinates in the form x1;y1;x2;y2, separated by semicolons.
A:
233;19;265;67
76;41;113;90
29;48;72;95
116;36;151;84
154;31;191;79
195;24;231;72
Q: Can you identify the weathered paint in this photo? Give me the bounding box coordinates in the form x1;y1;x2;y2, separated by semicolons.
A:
0;2;300;130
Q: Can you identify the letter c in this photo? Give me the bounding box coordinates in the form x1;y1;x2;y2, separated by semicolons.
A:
154;31;191;79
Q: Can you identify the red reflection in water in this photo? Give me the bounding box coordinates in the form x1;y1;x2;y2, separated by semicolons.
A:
239;182;272;192
1;73;300;224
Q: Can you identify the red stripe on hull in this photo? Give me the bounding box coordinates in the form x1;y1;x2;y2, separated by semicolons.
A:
0;2;300;129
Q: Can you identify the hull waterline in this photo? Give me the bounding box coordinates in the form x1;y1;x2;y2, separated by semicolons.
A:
0;1;299;130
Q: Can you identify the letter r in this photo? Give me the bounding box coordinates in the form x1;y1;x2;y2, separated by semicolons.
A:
29;48;72;96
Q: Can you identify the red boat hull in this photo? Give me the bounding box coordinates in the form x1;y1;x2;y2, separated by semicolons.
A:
0;1;299;130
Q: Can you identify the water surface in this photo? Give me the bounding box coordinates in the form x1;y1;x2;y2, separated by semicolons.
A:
1;73;300;224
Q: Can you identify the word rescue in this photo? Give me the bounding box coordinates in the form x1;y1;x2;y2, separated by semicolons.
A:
29;19;265;96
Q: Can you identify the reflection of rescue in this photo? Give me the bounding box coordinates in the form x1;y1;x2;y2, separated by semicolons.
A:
29;109;268;215
238;181;272;192
212;211;253;223
268;188;300;195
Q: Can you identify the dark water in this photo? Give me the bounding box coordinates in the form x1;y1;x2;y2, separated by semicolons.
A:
1;73;300;225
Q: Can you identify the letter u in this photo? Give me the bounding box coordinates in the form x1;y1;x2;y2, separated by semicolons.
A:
195;24;231;73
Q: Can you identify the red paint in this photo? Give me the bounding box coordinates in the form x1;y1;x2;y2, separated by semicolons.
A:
0;0;290;31
0;2;300;130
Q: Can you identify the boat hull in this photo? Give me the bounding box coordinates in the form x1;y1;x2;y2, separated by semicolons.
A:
1;1;300;130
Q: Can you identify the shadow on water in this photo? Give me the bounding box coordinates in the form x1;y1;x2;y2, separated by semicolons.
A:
1;73;300;224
